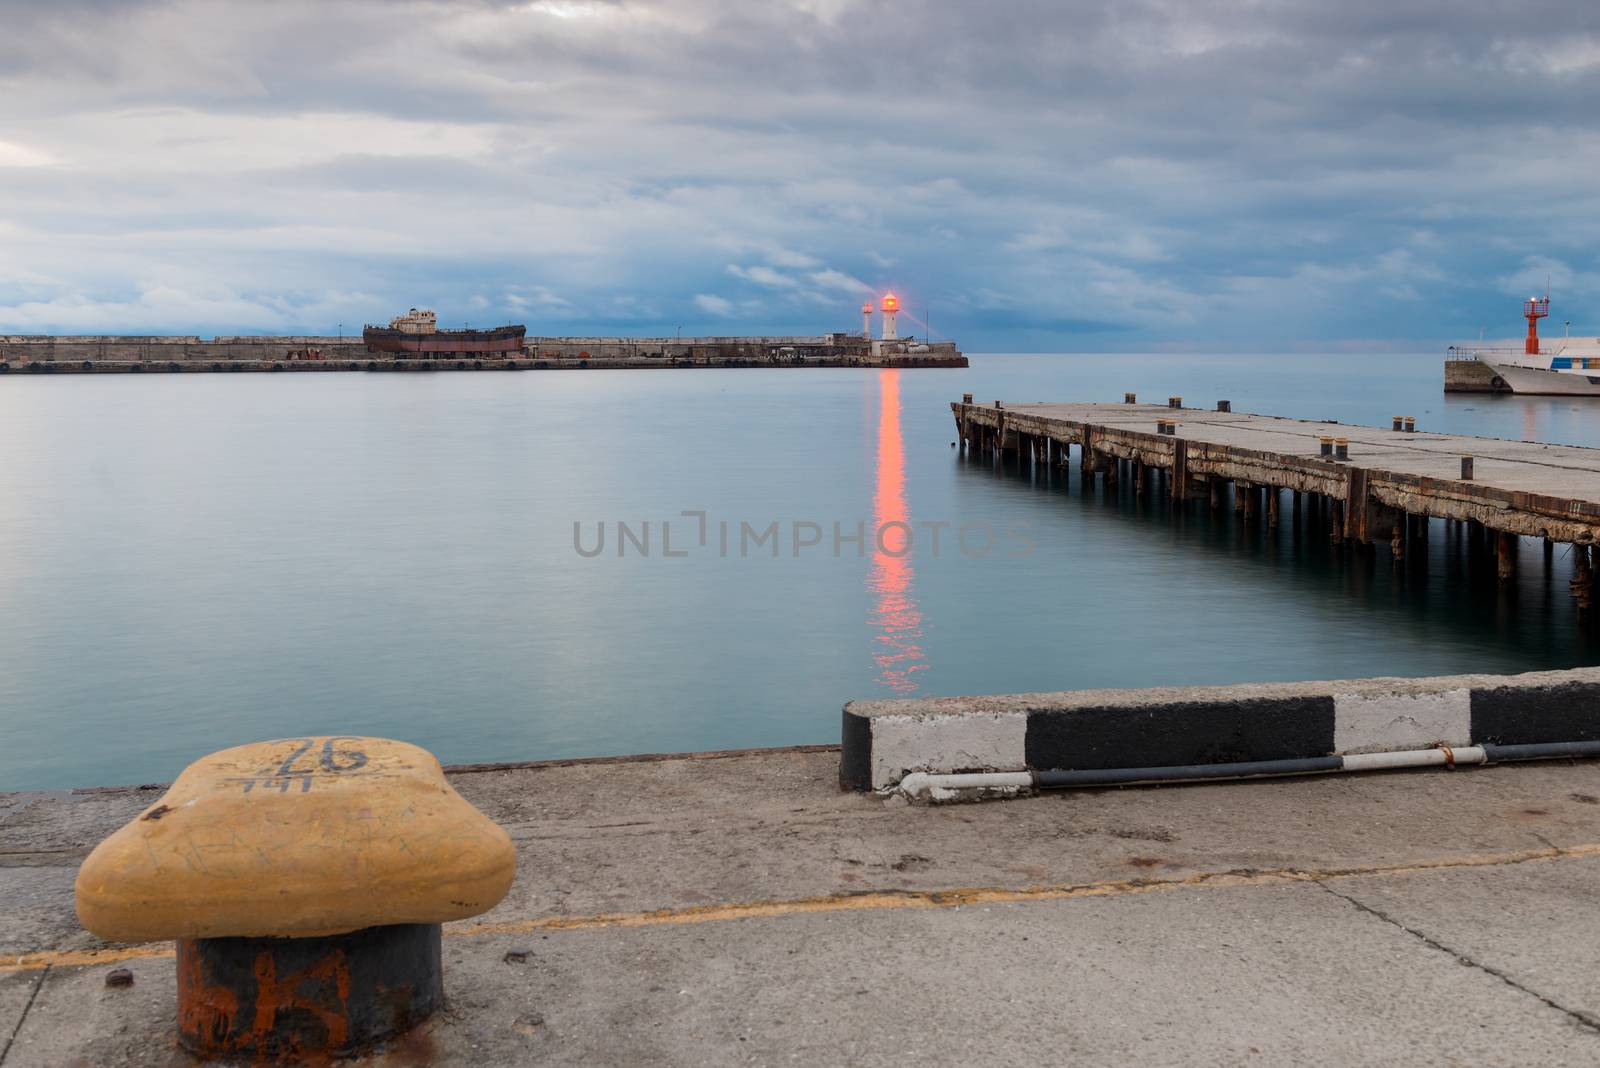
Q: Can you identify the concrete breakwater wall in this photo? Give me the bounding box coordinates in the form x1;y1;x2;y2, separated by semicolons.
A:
1444;357;1510;393
0;335;365;363
842;666;1600;796
0;334;966;372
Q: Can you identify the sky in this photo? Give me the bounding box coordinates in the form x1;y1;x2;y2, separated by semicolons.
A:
1;0;1599;350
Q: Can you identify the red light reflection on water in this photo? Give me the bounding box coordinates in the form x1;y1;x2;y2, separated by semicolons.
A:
869;370;927;693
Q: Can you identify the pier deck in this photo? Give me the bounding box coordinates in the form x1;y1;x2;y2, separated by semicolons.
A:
955;398;1600;552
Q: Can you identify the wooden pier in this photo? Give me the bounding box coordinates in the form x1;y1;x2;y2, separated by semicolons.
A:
953;395;1600;599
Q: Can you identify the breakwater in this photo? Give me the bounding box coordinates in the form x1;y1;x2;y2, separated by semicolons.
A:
1444;356;1509;393
0;333;966;372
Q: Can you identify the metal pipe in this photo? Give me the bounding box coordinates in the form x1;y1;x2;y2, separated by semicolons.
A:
885;742;1599;799
896;772;1032;800
1481;740;1600;762
1038;757;1341;787
1343;747;1485;771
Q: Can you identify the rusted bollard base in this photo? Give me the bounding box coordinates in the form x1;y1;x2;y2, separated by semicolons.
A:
178;922;442;1060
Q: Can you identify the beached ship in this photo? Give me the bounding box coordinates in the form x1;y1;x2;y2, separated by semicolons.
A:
362;308;525;358
1452;296;1600;395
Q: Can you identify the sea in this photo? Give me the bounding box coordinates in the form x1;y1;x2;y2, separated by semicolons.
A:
4;353;1598;790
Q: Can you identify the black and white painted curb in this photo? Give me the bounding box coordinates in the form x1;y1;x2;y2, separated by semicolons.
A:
840;668;1600;800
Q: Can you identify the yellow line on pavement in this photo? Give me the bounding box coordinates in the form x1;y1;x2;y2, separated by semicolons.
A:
7;841;1597;975
453;841;1600;937
0;942;175;974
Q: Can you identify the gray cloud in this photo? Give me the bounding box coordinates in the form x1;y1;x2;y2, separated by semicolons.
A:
1;0;1598;346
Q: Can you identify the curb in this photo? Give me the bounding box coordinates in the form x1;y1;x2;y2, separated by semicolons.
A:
840;668;1600;794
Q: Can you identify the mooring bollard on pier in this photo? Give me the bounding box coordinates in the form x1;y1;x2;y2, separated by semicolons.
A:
75;737;516;1061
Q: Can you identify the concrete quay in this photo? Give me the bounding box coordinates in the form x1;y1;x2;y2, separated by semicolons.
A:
6;746;1600;1064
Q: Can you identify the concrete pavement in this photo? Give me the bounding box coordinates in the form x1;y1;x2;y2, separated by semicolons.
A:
5;747;1600;1065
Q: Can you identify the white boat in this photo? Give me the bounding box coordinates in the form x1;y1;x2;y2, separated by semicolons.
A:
1452;296;1600;395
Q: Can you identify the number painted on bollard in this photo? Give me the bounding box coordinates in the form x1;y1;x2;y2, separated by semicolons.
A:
233;738;373;794
276;738;315;776
321;737;369;772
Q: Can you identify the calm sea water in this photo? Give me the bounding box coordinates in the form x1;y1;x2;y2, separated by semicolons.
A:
4;353;1599;791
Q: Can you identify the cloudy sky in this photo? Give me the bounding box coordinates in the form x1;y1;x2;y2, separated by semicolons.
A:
1;0;1598;349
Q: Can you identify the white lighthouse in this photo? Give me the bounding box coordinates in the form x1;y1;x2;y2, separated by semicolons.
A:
862;301;873;340
881;292;899;340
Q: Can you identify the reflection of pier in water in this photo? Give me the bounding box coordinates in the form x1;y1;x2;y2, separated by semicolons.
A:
869;371;926;693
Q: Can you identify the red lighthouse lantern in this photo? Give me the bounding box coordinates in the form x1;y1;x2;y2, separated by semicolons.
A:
1525;295;1550;355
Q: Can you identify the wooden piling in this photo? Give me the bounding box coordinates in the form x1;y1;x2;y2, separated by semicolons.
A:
1496;531;1516;583
1574;545;1593;617
1408;513;1426;552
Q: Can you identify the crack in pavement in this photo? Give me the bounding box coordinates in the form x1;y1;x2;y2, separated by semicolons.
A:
0;964;49;1067
1316;881;1600;1035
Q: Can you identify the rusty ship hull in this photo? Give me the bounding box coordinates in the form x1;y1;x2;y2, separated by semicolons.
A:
362;324;525;357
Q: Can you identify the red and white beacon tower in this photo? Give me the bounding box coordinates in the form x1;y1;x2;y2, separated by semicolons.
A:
862;301;873;339
1525;294;1550;355
881;292;899;340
